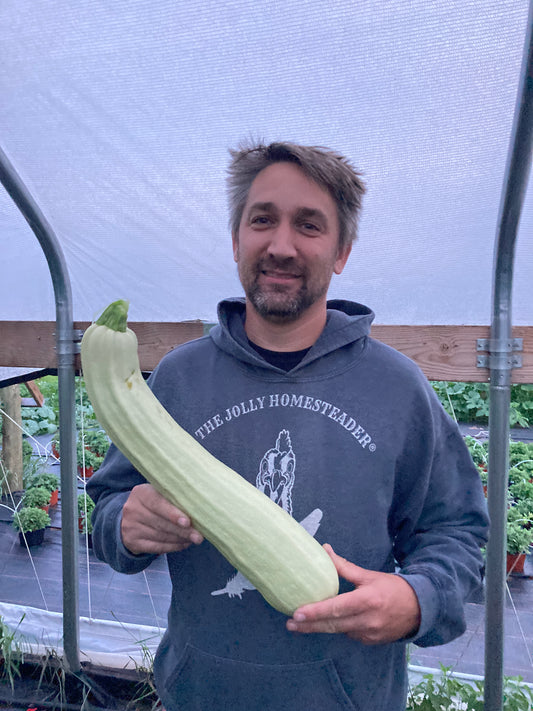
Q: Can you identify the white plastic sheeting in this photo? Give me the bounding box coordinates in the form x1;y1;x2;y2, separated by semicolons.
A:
1;0;532;326
0;601;162;669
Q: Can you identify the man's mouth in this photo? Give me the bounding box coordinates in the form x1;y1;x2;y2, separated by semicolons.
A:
261;269;301;282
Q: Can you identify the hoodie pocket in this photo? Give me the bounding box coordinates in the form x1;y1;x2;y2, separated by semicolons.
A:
162;643;359;711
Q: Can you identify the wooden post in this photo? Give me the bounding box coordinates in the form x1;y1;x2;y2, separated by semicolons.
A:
1;384;24;493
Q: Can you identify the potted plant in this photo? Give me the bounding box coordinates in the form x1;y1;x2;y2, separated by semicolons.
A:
506;518;533;574
77;493;95;537
77;441;104;478
83;429;110;458
28;472;60;506
50;433;60;459
22;486;51;513
509;441;533;483
12;506;51;547
509;479;533;505
513;499;533;527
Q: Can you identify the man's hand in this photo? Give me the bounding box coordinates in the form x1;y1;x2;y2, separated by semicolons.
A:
286;544;421;644
120;483;203;555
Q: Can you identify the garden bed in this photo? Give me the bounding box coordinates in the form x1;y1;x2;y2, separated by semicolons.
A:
0;657;161;710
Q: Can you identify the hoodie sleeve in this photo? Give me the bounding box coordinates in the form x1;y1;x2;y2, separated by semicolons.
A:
389;384;489;647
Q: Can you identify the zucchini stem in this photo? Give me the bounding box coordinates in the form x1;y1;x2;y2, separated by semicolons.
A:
95;300;130;332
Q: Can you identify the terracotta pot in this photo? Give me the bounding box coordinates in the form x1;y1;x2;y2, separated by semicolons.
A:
40;504;50;514
19;528;45;547
506;552;526;575
77;465;94;479
49;489;59;507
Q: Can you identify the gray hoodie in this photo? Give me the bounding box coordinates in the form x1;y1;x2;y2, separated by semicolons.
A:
88;298;489;711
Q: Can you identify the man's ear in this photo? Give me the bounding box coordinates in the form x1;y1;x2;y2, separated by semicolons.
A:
232;230;239;263
334;242;352;275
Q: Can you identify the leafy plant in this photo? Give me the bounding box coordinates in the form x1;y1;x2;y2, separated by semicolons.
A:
21;403;57;436
506;518;533;555
407;665;533;710
463;437;533;496
508;384;533;428
12;506;51;533
73;378;98;429
77;493;95;534
509;441;533;467
50;432;60;454
513;498;533;522
432;382;533;428
51;429;109;461
432;381;490;424
0;614;26;690
27;471;59;494
128;636;159;709
77;441;104;472
21;440;49;489
22;485;51;508
20;375;99;438
509;479;533;505
83;428;110;457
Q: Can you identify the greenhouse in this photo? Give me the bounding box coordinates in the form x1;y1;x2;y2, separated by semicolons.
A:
1;1;533;709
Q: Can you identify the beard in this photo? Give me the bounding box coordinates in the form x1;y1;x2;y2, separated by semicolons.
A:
238;257;331;323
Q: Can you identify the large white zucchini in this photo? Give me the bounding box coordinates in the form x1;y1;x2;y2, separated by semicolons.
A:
80;300;339;615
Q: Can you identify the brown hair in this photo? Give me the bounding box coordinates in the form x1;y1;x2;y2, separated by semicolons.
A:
227;141;366;249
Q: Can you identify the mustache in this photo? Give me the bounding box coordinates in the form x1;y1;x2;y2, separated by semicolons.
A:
257;256;305;274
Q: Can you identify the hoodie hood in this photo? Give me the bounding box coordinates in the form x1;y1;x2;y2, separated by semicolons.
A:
209;297;374;378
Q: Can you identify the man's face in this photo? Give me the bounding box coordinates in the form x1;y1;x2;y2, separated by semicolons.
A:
233;162;351;323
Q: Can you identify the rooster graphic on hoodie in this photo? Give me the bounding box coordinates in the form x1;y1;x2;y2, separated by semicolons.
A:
211;429;324;600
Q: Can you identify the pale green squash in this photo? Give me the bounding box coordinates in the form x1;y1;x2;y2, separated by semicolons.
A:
80;300;339;615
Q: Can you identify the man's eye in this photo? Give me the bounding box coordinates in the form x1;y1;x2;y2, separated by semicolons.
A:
301;222;320;232
251;216;272;225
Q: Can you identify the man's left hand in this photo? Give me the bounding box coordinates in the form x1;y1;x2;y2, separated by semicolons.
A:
286;544;421;645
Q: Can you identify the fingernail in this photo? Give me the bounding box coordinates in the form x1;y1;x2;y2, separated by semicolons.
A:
190;532;203;545
178;517;189;527
293;612;306;622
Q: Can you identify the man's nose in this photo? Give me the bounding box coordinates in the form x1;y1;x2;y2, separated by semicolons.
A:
266;221;297;259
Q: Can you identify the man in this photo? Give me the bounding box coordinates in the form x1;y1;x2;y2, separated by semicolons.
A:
88;141;489;711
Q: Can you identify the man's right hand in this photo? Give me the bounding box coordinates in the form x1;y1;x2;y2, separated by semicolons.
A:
120;483;203;555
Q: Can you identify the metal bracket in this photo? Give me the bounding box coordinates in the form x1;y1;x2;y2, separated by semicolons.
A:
54;328;84;355
476;337;523;369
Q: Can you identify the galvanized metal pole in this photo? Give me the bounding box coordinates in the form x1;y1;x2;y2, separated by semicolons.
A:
484;6;533;710
0;147;81;672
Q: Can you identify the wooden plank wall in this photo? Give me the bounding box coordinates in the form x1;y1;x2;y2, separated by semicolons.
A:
0;321;532;383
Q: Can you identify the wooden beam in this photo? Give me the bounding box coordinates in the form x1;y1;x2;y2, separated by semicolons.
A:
370;325;532;383
24;380;45;407
0;321;205;373
0;321;531;383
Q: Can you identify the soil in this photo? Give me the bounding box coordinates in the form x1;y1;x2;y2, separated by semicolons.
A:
0;660;161;711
